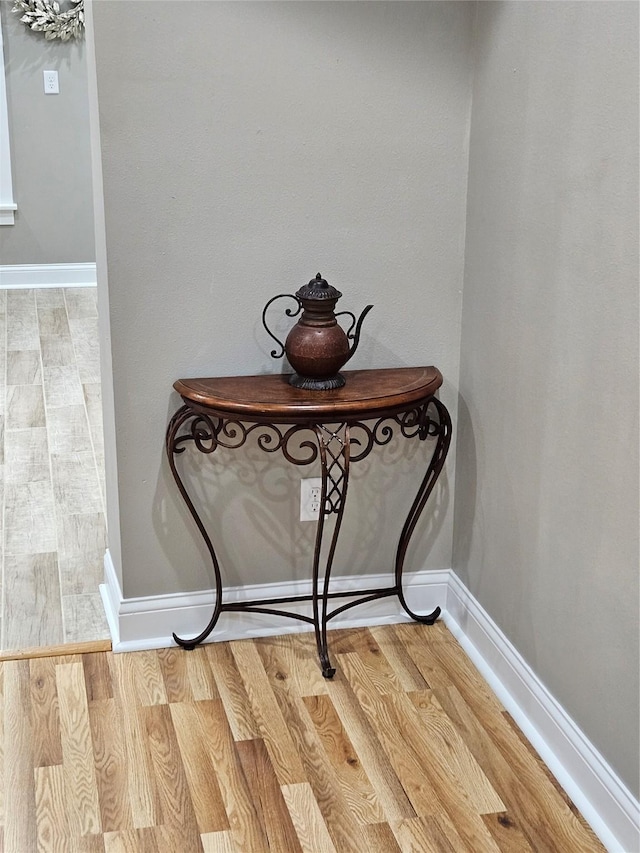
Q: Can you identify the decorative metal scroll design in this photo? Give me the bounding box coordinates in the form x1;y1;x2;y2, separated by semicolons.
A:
317;424;349;515
169;400;442;468
349;403;441;462
172;411;318;466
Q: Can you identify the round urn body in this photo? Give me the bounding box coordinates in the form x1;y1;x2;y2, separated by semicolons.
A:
285;320;350;388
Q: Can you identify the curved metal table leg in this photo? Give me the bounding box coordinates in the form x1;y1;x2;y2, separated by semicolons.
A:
312;424;351;678
395;397;452;624
166;406;224;649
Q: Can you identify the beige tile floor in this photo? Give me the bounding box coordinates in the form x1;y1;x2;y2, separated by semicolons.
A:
0;287;110;651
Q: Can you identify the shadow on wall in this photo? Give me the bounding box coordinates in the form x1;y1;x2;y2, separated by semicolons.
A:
153;392;451;598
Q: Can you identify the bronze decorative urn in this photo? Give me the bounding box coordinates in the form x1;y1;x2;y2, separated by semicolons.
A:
262;273;373;390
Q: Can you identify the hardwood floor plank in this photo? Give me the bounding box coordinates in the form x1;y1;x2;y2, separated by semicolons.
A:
68;832;107;852
204;641;260;741
380;691;502;851
168;702;230;834
185;646;220;701
200;830;237;853
157;647;193;703
236;738;304;852
402;688;505;814
397;621;505;716
88;698;134;833
401;630;604;852
230;639;306;785
110;653;162;829
303;692;385;826
267;669;364;851
327;673;416;821
281;782;338;853
359;821;403;853
124;651;168;707
369;625;430;691
339;627;406;694
391;815;471;853
34;763;70;852
3;660;38;852
191;699;270;853
29;657;63;767
501;708;594;832
482;812;536;852
140;703;203;851
255;632;329;697
103;827;162;853
338;651;441;817
56;662;102;836
83;652;114;702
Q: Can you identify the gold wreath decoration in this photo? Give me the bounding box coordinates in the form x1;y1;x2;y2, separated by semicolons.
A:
12;0;84;41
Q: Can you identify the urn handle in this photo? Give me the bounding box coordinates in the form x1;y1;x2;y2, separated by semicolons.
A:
261;293;302;359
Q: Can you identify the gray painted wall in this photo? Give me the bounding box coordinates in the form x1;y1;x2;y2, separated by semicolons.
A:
0;0;94;264
454;1;639;796
88;0;638;800
90;1;474;597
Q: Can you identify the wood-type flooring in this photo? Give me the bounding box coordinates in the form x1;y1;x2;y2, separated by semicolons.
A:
0;287;109;652
0;622;604;852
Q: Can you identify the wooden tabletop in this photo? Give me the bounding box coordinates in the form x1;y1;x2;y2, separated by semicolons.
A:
174;367;443;423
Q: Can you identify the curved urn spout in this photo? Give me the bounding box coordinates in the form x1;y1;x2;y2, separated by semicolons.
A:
344;303;374;365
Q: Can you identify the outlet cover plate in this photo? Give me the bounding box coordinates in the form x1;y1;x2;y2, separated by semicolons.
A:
300;477;322;521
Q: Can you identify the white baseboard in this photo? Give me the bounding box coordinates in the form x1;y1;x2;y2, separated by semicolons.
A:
444;572;639;853
101;549;449;652
0;204;17;226
100;551;639;852
0;262;96;289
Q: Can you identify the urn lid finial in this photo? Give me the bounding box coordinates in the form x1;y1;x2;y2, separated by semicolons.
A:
295;272;342;302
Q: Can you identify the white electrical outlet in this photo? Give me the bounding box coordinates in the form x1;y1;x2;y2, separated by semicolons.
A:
300;477;322;521
43;70;59;94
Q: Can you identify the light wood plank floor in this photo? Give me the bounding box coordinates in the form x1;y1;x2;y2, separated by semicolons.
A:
0;287;109;652
0;623;604;852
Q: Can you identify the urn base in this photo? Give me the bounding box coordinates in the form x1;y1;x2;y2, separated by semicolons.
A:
289;372;346;391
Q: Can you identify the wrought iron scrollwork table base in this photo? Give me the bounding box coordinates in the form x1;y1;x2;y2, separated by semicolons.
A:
166;367;451;678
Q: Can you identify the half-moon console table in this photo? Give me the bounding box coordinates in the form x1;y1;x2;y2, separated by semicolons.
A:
166;366;451;678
